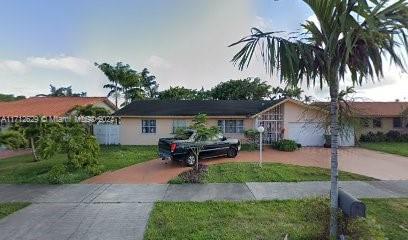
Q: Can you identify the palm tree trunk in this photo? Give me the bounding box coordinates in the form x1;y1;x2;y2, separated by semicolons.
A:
329;82;340;238
114;81;118;108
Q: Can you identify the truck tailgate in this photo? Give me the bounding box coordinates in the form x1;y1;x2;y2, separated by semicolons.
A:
158;138;173;152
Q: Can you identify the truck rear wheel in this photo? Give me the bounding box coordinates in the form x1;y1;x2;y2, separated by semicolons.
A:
227;147;238;158
185;153;197;167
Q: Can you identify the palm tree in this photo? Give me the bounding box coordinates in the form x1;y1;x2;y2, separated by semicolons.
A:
229;0;408;237
95;62;122;107
140;68;159;99
95;62;142;107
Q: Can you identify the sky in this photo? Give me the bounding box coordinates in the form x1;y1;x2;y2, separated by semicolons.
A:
0;0;407;102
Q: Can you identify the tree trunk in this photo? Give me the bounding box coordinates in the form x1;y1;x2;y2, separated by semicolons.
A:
114;82;118;108
30;137;38;162
329;81;340;238
194;147;200;171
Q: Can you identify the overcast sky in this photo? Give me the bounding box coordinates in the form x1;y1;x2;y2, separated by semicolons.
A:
0;0;407;102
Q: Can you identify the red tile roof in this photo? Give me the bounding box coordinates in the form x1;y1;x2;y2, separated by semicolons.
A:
0;97;116;117
348;102;408;117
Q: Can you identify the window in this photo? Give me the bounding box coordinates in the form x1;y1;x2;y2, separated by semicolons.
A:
218;120;244;133
142;120;156;133
172;120;187;133
360;118;370;128
372;118;382;128
393;117;402;128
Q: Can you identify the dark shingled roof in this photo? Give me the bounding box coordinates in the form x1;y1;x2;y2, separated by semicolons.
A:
114;99;285;117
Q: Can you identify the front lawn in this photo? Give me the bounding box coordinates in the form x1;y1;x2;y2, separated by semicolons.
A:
0;202;30;219
361;142;408;157
169;163;374;183
145;198;406;239
0;145;157;184
364;198;408;239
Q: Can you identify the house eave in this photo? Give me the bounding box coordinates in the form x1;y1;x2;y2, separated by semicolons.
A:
117;115;249;119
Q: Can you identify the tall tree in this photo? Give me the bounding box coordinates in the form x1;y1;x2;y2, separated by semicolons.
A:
0;94;25;102
211;77;271;100
120;69;143;106
158;86;199;100
73;105;111;117
95;62;141;107
271;86;303;100
195;87;212;100
46;85;86;97
141;68;159;99
230;0;408;237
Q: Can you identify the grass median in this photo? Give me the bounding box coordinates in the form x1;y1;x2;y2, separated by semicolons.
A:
169;162;374;184
145;198;408;240
361;142;408;157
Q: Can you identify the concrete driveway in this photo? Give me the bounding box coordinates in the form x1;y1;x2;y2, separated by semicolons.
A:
85;147;408;184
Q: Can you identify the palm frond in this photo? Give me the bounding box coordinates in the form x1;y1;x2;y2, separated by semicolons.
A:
230;28;325;88
230;0;408;90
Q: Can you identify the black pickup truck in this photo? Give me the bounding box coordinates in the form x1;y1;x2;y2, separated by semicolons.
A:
158;130;241;166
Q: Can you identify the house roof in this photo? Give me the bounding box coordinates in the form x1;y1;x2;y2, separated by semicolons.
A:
313;101;408;117
114;99;285;117
347;102;408;117
0;97;116;117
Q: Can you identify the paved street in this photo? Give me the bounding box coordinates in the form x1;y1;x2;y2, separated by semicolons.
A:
0;181;408;240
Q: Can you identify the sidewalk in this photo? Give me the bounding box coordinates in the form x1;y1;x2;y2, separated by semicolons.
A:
0;181;407;240
1;181;407;203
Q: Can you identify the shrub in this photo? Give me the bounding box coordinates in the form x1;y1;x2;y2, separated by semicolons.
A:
400;133;408;142
172;164;208;184
272;139;298;152
243;129;259;151
0;130;27;150
37;122;101;173
240;143;258;151
47;164;67;184
360;130;408;143
386;130;401;141
374;131;386;142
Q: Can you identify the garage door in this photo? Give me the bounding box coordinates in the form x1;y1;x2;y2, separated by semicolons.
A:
287;122;355;147
287;122;325;146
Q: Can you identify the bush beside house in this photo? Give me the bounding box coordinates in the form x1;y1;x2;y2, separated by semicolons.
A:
272;139;299;152
360;130;408;143
242;129;259;151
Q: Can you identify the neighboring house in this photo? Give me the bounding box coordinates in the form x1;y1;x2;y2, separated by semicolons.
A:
349;102;408;137
0;96;116;131
114;98;347;146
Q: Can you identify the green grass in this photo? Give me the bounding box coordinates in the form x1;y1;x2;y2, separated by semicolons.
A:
361;142;408;157
363;198;408;239
0;202;30;219
169;163;374;184
145;198;408;240
145;199;331;240
0;145;157;184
